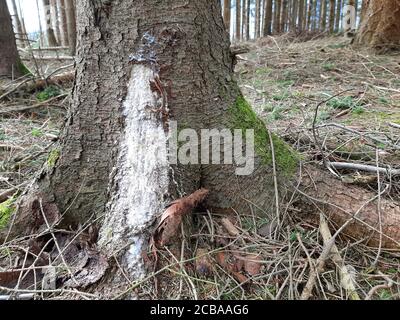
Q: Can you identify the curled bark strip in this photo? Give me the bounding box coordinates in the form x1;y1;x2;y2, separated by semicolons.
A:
155;188;209;247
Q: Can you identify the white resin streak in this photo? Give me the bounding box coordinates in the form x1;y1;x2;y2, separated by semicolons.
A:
99;64;169;278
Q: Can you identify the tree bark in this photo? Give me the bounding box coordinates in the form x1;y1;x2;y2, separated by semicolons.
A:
255;0;261;38
0;0;23;78
42;0;58;46
9;0;24;47
306;0;313;30
235;0;241;40
280;0;288;33
241;0;246;39
57;0;69;46
223;0;231;35
274;0;282;33
246;0;250;39
298;0;305;32
50;0;61;45
263;0;273;35
64;0;76;55
329;0;336;33
320;0;327;31
335;0;342;32
290;0;298;31
353;0;400;52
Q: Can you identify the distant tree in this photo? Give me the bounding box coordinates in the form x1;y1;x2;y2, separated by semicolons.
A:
280;0;288;32
0;0;24;78
263;0;273;35
223;0;231;34
320;0;327;31
50;0;61;45
42;0;58;46
298;0;305;32
9;0;25;47
65;0;76;55
255;0;261;38
57;0;69;46
311;0;317;30
334;0;342;32
290;0;298;31
329;0;336;33
353;0;400;52
246;0;250;39
274;0;282;33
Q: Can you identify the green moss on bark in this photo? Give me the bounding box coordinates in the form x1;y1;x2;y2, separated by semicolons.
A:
0;197;16;230
16;59;32;76
47;149;60;167
230;96;299;176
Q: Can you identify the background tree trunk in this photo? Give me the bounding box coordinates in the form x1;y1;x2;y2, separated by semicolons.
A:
353;0;400;52
263;0;273;35
274;0;282;33
329;0;336;33
255;0;261;38
0;0;23;78
246;0;250;39
50;0;61;45
320;0;327;31
57;0;69;46
42;0;58;46
298;0;305;32
241;0;246;40
235;0;241;40
9;0;24;47
335;0;342;32
65;0;76;55
290;0;298;31
223;0;231;35
306;0;313;30
280;0;288;33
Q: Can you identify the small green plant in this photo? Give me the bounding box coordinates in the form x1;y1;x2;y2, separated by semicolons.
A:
36;85;61;102
269;107;285;120
379;97;389;105
272;92;289;101
47;148;60;167
327;96;356;110
0;196;16;229
31;128;43;137
322;63;336;71
379;289;392;300
352;105;365;115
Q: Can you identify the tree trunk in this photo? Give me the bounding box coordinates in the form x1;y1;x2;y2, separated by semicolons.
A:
9;0;24;47
311;0;317;30
42;0;58;46
335;0;342;32
280;0;288;32
10;0;295;279
274;0;282;33
255;0;261;38
263;0;273;35
246;0;250;39
298;0;305;32
50;0;61;45
329;0;336;33
290;0;298;31
235;0;241;40
241;0;246;40
0;0;23;78
223;0;231;35
353;0;400;52
57;0;69;46
64;0;76;55
320;0;327;31
306;0;313;30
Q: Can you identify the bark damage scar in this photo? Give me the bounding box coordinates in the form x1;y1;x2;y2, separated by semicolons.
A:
99;64;170;278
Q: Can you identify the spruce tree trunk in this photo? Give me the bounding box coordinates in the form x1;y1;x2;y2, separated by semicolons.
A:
57;0;69;46
12;0;295;278
235;0;241;40
298;0;305;32
241;0;246;39
320;0;327;31
306;0;313;30
42;0;58;46
335;0;342;32
274;0;282;33
280;0;288;33
9;0;24;47
255;0;261;38
353;0;400;52
223;0;231;35
290;0;298;31
50;0;61;45
0;0;23;78
329;0;336;33
246;0;250;39
65;0;76;55
263;0;273;35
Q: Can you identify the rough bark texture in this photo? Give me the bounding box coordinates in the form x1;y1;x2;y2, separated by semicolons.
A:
223;0;231;34
42;0;58;46
299;166;400;249
353;0;400;52
65;0;76;55
57;0;69;46
11;0;294;278
0;0;23;78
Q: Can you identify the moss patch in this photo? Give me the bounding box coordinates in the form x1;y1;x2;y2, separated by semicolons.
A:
47;148;60;167
17;59;32;76
230;96;299;176
0;197;16;230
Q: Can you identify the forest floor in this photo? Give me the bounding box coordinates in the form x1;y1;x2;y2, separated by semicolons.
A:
0;35;399;300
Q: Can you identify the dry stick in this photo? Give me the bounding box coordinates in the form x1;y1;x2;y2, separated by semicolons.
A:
329;162;400;176
318;214;360;300
365;272;394;300
0;77;32;100
0;93;69;114
312;89;353;174
267;129;281;238
300;189;385;300
372;150;383;266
